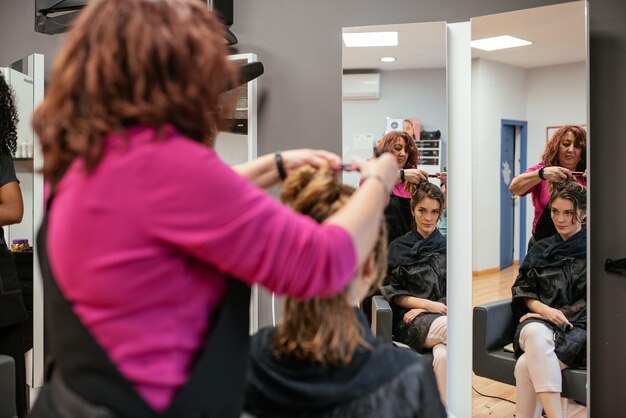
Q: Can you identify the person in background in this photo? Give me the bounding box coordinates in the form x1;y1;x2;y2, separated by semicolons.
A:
28;0;399;416
0;71;26;418
509;125;586;251
511;181;587;418
244;164;446;418
381;182;448;404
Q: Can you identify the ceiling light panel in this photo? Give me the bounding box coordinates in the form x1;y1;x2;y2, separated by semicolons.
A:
470;35;532;51
343;31;398;47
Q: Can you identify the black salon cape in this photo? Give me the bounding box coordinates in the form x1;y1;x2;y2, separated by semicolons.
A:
384;194;413;245
511;229;587;367
381;229;447;352
243;309;446;418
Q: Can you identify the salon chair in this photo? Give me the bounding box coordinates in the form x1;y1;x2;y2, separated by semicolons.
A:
370;295;433;361
0;355;17;418
473;299;587;401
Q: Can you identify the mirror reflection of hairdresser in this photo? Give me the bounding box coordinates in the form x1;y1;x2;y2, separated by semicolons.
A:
244;165;446;418
28;0;399;416
509;126;586;252
373;131;447;245
511;181;587;418
0;72;27;417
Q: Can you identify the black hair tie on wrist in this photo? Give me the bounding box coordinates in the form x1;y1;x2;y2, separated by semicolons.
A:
275;151;287;181
400;169;406;182
538;167;546;180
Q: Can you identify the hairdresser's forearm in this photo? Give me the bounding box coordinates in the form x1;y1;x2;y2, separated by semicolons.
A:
509;170;541;195
325;178;387;266
232;153;279;189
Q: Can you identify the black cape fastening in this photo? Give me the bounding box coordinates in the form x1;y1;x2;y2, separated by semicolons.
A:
29;194;251;418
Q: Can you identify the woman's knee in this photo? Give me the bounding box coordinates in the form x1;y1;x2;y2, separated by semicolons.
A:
519;322;553;353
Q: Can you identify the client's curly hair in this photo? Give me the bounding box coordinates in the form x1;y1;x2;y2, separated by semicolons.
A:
274;164;388;366
0;72;19;156
549;180;587;226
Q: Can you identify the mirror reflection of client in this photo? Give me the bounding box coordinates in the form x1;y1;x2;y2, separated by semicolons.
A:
509;125;586;251
374;131;447;244
380;182;448;404
511;181;586;418
244;165;446;418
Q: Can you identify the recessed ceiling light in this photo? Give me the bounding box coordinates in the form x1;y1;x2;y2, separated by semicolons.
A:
342;31;398;47
380;56;396;63
470;35;532;51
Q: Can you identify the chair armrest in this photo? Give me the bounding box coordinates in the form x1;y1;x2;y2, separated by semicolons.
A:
371;295;393;343
0;355;17;418
473;298;516;352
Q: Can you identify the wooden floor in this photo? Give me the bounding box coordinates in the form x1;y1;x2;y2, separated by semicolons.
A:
471;266;587;418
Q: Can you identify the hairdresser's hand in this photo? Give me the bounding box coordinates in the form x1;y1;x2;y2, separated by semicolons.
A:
543;166;573;183
404;308;426;324
281;149;342;174
582;169;588;179
403;168;429;184
354;153;399;191
426;301;447;315
436;171;447;186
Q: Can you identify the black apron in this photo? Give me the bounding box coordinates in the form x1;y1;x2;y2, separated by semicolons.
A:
533;204;558;242
29;196;251;418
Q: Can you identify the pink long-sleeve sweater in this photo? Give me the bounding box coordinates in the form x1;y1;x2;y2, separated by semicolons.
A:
47;125;356;411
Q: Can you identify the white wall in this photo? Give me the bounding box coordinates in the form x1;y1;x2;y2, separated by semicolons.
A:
471;59;527;271
342;68;447;187
472;59;586;271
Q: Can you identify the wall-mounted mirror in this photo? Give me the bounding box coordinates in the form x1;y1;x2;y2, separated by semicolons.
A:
470;2;587;416
342;21;450;404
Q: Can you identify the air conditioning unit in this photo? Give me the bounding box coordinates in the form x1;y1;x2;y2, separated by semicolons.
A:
342;73;380;100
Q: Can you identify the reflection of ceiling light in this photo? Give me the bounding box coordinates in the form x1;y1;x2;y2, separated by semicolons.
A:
342;31;398;47
380;56;396;63
470;35;532;51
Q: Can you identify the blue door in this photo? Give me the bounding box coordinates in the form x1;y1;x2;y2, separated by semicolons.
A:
500;124;515;270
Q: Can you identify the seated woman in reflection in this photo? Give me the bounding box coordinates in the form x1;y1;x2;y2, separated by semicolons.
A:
509;125;586;250
244;165;446;418
374;131;447;244
380;182;448;404
511;180;586;418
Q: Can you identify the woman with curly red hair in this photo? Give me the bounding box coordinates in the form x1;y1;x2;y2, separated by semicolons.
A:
28;0;398;416
509;125;586;250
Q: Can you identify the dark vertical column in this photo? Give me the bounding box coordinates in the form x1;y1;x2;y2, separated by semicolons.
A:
589;0;626;413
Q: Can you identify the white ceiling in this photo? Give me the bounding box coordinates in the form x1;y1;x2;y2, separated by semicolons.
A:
342;21;447;71
342;1;586;72
471;1;586;69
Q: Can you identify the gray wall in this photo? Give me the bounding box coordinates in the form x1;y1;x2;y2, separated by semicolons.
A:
588;0;626;414
2;0;624;413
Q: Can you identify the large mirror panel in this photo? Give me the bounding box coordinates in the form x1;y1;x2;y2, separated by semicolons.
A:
342;21;450;404
471;2;587;416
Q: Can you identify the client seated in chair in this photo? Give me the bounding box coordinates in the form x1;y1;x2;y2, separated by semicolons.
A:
511;180;587;418
243;165;446;418
380;182;447;403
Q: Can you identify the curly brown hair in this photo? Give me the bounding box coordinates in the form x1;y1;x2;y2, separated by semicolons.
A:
549;180;587;226
0;71;19;156
409;181;445;226
33;0;238;185
274;164;388;366
375;130;419;169
541;125;586;171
